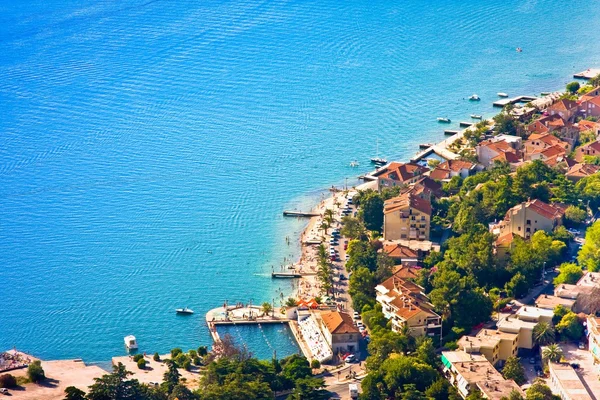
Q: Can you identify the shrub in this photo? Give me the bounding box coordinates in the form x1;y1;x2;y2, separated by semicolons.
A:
310;359;321;369
182;359;191;371
170;348;183;358
197;346;208;357
153;352;160;362
133;354;144;362
188;350;197;358
137;358;146;369
27;360;45;383
193;356;201;366
0;374;17;389
175;353;189;368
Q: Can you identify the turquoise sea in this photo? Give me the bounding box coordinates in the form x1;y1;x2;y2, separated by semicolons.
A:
1;0;600;363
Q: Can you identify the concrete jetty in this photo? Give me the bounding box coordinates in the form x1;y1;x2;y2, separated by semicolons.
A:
205;305;291;343
444;129;460;135
283;211;320;217
574;68;600;79
493;95;537;108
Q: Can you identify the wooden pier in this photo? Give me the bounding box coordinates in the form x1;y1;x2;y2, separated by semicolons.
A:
493;95;537;108
283;211;320;217
574;68;600;80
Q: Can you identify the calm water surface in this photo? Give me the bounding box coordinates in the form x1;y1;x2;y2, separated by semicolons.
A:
1;0;600;362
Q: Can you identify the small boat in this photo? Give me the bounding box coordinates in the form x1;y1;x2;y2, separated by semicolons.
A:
497;92;509;98
176;307;194;315
469;94;480;101
437;117;451;123
470;114;482;119
516;47;522;53
124;335;138;351
541;91;550;96
349;160;359;167
370;140;387;165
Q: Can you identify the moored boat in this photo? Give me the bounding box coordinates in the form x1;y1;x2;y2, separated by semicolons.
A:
437;117;451;123
470;114;482;119
176;307;194;315
124;335;138;350
497;92;509;97
469;94;480;101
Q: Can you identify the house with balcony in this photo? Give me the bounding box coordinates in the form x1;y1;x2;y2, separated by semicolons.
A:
375;276;441;338
383;193;431;241
546;99;579;122
496;199;565;241
457;329;518;367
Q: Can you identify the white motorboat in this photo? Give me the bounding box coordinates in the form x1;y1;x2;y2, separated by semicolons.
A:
437;117;451;123
176;307;194;315
124;335;138;351
497;92;509;98
470;114;482;119
469;94;480;101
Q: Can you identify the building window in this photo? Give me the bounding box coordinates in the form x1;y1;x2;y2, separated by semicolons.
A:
526;227;531;233
401;234;407;239
526;219;531;225
518;226;521;231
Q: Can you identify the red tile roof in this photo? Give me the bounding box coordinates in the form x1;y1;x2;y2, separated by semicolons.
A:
492;151;521;163
384;193;432;215
320;311;359;334
429;167;450;180
547;99;578;112
438;160;475;173
374;162;429;183
383;243;418;259
566;163;600;179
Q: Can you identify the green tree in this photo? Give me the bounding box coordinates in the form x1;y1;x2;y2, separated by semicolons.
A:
502;356;526;385
552;305;569;325
425;378;462;400
553;263;583;285
564;206;586;225
493;112;519;136
0;374;17;389
340;216;366;240
401;384;427;400
526;379;560;400
153;352;160;362
288;377;328;400
87;363;141;400
501;390;524;400
415;337;438;367
505;272;528;299
576;174;600;209
360;191;385;231
27;360;45;383
578;220;600;271
261;302;273;316
348;267;376;304
366;330;410;371
566;81;580;93
380;355;437;395
542;344;563;363
64;386;87;400
162;359;181;395
137;358;146;369
310;359;320;369
556;312;583;340
168;384;196;400
533;322;555;347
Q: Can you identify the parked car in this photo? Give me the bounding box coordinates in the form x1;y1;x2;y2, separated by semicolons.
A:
570;363;580;369
345;354;356;363
356;321;364;328
359;326;366;333
353;311;360;319
579;342;586;349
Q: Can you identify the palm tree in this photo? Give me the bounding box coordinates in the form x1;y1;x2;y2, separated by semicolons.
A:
324;208;334;219
285;297;298;308
319;222;329;236
261;302;273;316
542;343;563;363
533;322;556;347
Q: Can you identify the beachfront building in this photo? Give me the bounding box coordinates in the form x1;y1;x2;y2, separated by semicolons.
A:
496;199;565;240
373;162;429;190
441;351;525;399
375;275;441;338
457;329;518;367
315;310;359;355
546;99;579;122
383;193;431;241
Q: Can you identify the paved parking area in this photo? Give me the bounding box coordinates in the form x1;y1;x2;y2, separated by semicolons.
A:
561;343;600;399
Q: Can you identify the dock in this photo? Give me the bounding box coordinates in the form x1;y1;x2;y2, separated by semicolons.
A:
272;271;317;278
283;211;320;217
459;122;473;127
419;143;434;149
493;95;538;108
444;130;460;135
574;68;600;80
